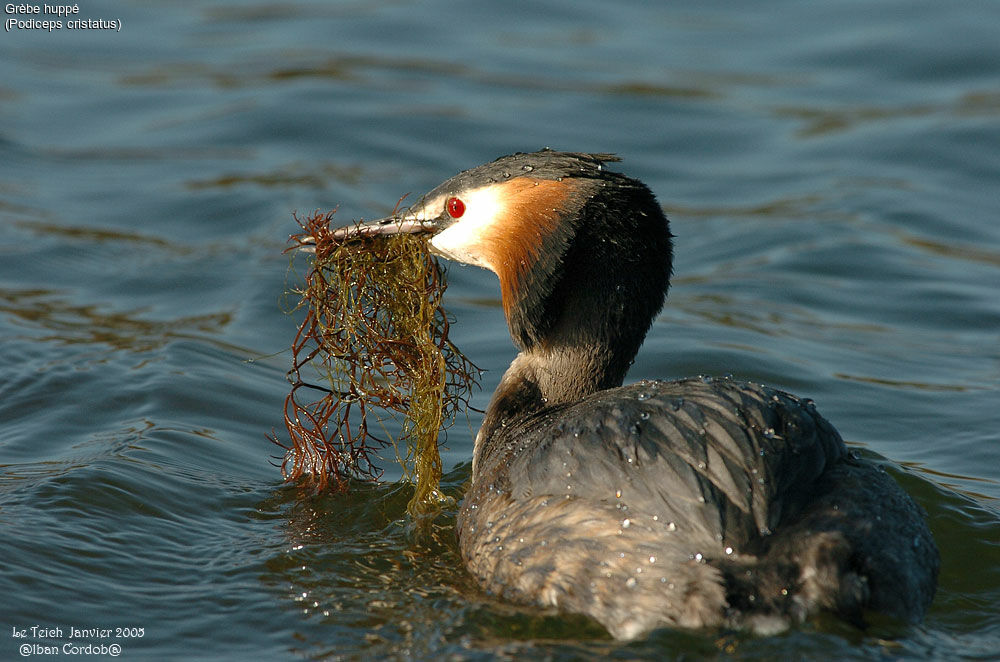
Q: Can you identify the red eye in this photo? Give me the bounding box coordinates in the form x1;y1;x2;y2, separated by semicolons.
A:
446;197;465;218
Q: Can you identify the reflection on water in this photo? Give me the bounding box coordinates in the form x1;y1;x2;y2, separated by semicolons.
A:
0;287;231;355
259;470;622;658
186;161;364;190
897;231;1000;268
775;90;1000;138
663;194;850;221
119;54;718;101
832;372;974;393
671;292;890;338
258;476;470;658
16;221;183;251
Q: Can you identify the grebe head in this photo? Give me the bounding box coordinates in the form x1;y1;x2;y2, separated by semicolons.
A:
343;150;673;378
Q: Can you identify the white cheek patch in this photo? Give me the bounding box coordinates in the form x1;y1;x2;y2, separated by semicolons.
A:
405;195;447;222
429;185;506;271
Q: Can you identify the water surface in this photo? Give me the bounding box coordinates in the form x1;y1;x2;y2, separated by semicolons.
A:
2;1;999;659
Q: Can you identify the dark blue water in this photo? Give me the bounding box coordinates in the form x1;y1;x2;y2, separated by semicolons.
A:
2;1;998;659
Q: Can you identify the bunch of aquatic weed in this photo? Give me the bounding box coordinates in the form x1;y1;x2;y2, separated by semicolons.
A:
274;209;478;516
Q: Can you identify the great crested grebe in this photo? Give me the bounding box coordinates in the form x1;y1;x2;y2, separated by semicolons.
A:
340;149;938;639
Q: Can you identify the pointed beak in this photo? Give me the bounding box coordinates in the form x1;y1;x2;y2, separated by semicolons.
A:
331;216;438;242
292;215;440;253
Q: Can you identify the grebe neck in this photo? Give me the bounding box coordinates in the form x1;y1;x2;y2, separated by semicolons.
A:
474;180;673;471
